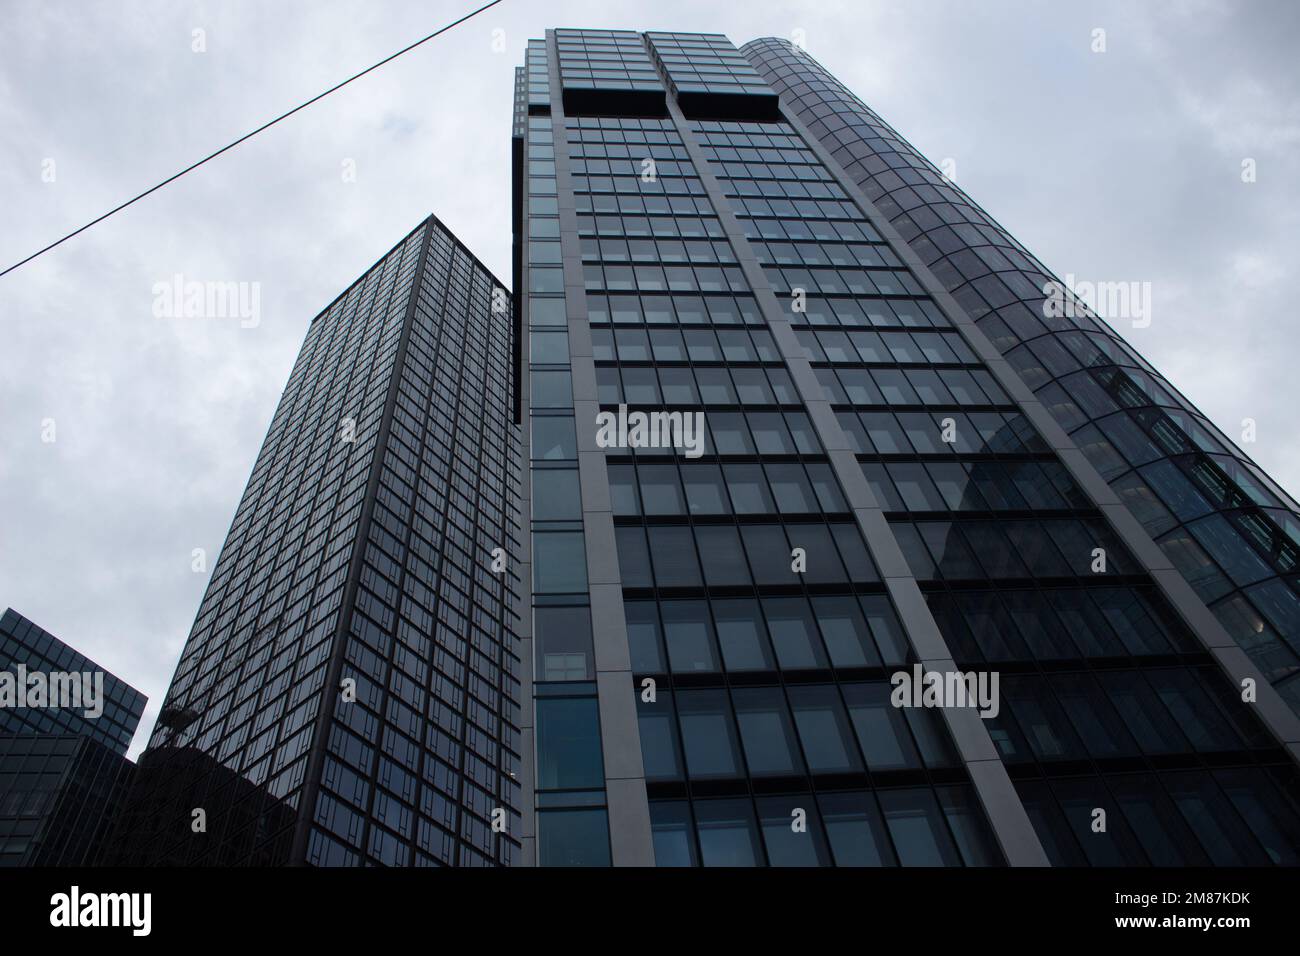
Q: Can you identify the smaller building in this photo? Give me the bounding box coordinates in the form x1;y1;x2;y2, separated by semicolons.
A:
0;608;147;866
0;608;146;753
0;734;136;866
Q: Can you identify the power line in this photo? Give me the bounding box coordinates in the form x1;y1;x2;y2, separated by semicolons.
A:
1;0;506;279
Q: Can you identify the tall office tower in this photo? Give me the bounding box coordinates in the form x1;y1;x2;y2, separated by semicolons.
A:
743;38;1300;713
513;28;1300;867
0;609;146;865
112;217;525;866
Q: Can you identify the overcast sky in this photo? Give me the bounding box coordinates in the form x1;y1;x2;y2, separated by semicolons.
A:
2;0;1297;757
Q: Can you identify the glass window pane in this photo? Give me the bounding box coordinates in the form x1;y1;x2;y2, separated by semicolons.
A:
842;681;919;771
682;464;729;515
535;606;594;682
649;800;697;867
712;599;774;672
624;600;664;673
532;416;577;460
725;464;773;514
536;697;604;790
695;526;751;588
537;808;611;867
638;464;686;515
676;689;743;779
615;527;652;589
662;600;720;673
530;330;569;363
733;687;804;777
936;785;1003;866
533;531;588;593
648;526;702;587
637;690;682;781
532;469;582;521
787;684;860;772
757;794;831;866
812;596;881;669
877;788;962;866
529;297;566;326
816;791;896;866
531;369;573;408
694;798;762;867
763;597;827;670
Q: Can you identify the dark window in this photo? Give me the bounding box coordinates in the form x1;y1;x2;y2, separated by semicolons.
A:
537;808;611;867
536;697;605;790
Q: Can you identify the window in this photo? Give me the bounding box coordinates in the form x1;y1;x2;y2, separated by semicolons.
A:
758;794;831;866
695;526;750;587
537;808;611;867
615;527;653;589
530;331;569;364
842;682;919;771
766;464;816;513
662;601;719;673
648;526;702;587
532;469;582;521
639;464;685;515
533;532;588;593
682;464;729;514
712;599;774;671
877;788;963;866
536;697;605;790
709;413;754;454
787;684;860;773
637;690;683;781
676;689;743;779
694;798;762;867
649;801;697;866
763;597;827;670
812;596;879;669
535;606;594;682
607;464;640;516
532;416;577;460
742;525;793;585
529;297;567;325
624;600;664;673
732;687;803;776
530;369;573;408
529;267;564;293
816;791;895;866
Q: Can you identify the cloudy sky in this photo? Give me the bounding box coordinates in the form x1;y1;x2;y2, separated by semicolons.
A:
2;0;1297;757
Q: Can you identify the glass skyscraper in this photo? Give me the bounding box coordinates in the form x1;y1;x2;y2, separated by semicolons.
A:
513;28;1300;868
112;28;1300;869
111;217;524;866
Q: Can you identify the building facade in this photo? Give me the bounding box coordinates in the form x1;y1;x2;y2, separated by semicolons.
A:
742;38;1300;714
113;217;525;866
512;29;1300;868
0;609;145;866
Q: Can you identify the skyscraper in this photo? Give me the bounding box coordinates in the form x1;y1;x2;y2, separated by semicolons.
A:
0;608;146;866
112;217;524;866
512;28;1300;867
